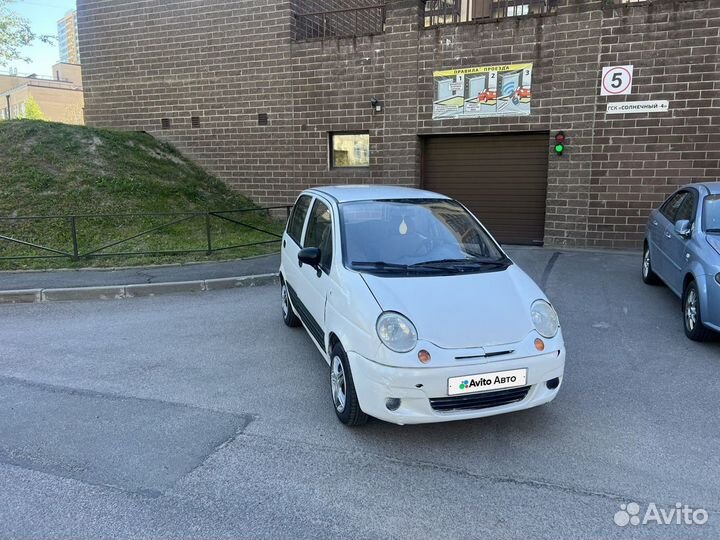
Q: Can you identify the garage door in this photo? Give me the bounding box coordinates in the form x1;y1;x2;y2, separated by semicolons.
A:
423;133;549;245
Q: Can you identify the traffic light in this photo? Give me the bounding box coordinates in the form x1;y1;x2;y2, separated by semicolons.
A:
554;132;566;156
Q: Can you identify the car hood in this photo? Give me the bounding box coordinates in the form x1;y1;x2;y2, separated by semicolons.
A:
361;265;544;349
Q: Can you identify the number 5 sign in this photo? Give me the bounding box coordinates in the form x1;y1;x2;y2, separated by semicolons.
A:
601;65;634;96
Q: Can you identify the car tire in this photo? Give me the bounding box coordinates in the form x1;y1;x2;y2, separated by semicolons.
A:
683;281;714;342
281;279;301;328
642;244;662;285
330;343;368;427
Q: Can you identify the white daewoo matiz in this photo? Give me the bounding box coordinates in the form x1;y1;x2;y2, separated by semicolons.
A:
280;186;565;426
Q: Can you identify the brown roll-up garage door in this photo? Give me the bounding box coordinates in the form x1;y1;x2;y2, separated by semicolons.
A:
423;133;549;245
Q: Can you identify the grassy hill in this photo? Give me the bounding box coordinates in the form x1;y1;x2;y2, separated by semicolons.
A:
0;120;284;269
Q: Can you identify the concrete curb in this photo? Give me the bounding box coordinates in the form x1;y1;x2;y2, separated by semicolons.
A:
0;273;279;304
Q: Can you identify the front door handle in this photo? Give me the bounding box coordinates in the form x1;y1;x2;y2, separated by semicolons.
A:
664;231;672;239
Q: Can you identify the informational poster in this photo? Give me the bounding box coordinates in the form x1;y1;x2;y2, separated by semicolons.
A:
433;63;533;120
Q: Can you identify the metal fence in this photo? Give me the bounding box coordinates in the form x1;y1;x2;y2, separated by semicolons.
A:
0;206;291;262
294;5;386;40
423;0;555;27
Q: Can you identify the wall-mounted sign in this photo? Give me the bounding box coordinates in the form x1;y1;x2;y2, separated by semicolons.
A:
601;65;634;96
606;101;670;114
432;63;533;120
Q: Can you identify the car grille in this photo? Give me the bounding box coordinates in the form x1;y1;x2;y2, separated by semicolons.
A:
429;386;531;412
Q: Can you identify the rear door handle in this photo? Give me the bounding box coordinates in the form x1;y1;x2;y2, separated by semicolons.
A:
653;220;659;227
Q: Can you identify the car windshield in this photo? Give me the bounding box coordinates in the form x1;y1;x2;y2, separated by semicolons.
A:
704;195;720;233
339;198;509;275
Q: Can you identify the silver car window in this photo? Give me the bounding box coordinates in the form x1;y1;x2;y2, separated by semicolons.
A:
660;192;687;222
703;195;720;232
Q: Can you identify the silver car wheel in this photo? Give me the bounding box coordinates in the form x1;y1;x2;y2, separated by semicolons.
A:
331;356;347;413
642;249;651;278
685;288;698;332
281;283;289;318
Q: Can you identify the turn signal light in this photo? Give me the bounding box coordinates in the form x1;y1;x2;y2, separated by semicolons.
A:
534;338;545;352
418;350;432;364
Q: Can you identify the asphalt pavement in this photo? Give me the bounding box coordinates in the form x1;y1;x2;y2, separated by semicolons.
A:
0;247;718;539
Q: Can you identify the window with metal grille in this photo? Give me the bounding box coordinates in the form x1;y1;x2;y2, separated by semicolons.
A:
161;118;171;130
423;0;554;27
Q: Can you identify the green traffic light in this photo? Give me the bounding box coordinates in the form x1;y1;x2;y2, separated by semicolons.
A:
555;144;565;155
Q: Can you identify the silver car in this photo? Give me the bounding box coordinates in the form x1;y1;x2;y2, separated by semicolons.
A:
643;182;720;341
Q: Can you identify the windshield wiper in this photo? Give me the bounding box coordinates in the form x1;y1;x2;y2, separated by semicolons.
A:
351;261;453;273
411;257;510;268
352;261;410;269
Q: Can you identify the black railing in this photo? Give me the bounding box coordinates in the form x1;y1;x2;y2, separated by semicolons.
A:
294;5;386;40
0;206;292;262
424;0;555;27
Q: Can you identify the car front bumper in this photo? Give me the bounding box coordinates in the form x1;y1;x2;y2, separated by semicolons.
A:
347;349;565;425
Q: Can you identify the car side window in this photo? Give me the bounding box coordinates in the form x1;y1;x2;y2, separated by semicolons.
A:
304;200;333;273
287;195;312;245
660;192;687;222
674;191;697;223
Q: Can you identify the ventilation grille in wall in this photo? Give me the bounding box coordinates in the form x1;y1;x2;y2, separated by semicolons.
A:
258;113;269;126
161;118;171;130
191;116;201;128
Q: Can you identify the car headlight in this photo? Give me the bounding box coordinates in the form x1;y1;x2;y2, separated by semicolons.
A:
531;300;560;338
376;312;418;353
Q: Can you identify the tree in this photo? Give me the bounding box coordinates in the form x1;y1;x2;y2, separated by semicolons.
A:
0;0;54;67
17;95;45;120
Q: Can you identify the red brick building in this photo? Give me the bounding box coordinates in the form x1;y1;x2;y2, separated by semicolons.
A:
77;0;720;249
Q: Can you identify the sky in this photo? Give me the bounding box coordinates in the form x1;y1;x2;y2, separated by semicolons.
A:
5;0;77;77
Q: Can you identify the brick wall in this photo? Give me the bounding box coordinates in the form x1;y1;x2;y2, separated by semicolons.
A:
79;0;720;249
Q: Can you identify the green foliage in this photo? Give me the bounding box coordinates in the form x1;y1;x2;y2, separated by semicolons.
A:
0;120;284;269
17;95;45;120
0;0;54;66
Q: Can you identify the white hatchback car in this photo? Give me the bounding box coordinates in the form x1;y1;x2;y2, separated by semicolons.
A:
280;186;565;426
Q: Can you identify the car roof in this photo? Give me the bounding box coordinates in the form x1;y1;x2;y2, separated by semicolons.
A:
685;182;720;195
306;185;451;203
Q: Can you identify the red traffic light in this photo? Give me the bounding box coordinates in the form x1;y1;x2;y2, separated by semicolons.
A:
555;132;566;144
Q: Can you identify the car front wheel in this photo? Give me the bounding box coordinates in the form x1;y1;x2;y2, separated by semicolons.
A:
683;281;713;342
642;244;662;285
330;343;367;427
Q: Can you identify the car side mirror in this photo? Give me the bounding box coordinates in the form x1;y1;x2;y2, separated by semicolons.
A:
298;247;321;268
674;219;692;239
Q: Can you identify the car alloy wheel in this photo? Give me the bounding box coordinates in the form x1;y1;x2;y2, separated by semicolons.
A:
281;283;289;318
642;249;651;279
683;281;714;342
331;355;347;413
641;246;661;285
281;280;301;327
684;287;698;333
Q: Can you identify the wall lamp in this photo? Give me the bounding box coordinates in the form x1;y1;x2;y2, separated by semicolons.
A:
370;96;384;113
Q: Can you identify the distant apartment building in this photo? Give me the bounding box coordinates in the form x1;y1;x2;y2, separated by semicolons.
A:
0;63;84;124
58;10;81;64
